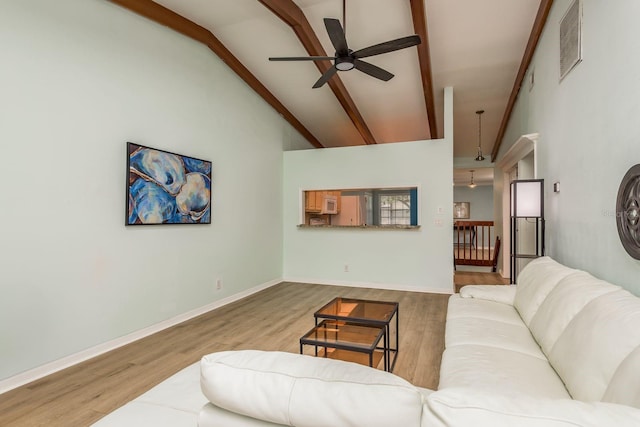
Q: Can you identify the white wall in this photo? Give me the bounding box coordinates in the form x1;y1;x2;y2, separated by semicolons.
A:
0;0;311;383
282;89;454;293
496;0;640;294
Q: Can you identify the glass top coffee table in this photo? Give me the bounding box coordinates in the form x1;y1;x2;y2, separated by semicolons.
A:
306;297;399;372
300;320;387;370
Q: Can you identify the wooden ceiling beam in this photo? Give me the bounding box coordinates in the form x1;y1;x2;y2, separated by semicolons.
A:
258;0;378;145
491;0;554;161
409;0;438;139
108;0;323;148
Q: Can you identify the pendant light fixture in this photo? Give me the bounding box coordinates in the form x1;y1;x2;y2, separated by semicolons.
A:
475;109;485;161
468;170;477;188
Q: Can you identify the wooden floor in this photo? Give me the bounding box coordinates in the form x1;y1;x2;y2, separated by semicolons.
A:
0;282;450;426
453;271;510;293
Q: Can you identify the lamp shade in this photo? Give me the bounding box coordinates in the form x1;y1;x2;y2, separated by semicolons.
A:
511;179;544;218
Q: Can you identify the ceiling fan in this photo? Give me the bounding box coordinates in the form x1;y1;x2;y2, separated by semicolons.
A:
268;0;421;89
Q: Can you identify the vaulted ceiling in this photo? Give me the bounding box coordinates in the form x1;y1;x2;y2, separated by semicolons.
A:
109;0;552;161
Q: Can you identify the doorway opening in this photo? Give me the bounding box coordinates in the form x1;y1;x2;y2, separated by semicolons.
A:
495;133;538;281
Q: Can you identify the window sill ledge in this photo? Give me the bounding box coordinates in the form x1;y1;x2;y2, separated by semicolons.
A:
297;224;421;230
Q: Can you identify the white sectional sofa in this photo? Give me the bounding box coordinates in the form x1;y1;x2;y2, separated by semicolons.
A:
93;257;640;426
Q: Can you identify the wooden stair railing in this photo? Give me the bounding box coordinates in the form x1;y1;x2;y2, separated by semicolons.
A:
454;221;499;269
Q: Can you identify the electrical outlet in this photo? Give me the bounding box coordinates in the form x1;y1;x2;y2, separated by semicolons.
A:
344;264;349;272
216;278;223;290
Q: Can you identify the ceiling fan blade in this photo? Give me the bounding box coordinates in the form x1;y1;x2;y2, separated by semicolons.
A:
324;18;349;55
353;35;421;59
354;60;394;81
269;56;336;61
312;66;338;89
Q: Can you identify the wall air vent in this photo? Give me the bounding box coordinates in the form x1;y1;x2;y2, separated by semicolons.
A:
560;0;582;81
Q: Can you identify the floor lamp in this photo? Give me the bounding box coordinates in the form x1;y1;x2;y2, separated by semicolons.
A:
510;179;545;284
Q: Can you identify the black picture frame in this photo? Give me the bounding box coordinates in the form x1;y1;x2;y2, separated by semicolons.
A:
126;142;212;225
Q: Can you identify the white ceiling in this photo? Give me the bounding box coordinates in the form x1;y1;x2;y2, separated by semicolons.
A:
152;0;540;156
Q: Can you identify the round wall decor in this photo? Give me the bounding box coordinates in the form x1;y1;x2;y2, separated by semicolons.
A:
616;164;640;259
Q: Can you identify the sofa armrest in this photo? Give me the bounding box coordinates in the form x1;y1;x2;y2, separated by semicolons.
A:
422;388;640;427
459;285;516;305
200;350;424;427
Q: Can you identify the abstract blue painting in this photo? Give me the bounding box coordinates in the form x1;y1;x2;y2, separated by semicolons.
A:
126;142;211;225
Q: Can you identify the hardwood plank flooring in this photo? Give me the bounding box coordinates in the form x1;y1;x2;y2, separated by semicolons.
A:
0;282;450;426
454;271;510;293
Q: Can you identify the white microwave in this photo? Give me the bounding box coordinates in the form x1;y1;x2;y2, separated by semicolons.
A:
321;195;338;214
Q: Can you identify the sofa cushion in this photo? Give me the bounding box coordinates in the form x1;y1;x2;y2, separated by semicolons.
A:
92;363;205;427
445;316;546;360
513;257;576;326
439;345;570;399
91;402;198;427
422;388;640;427
200;350;423;427
528;271;620;356
603;345;640;408
199;403;285;427
447;294;522;325
549;289;640;401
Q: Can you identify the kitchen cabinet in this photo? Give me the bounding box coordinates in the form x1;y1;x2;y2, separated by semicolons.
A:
304;191;341;214
304;191;342;226
305;191;320;212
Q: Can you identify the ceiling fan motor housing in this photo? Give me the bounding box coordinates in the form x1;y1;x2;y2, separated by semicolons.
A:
335;53;355;71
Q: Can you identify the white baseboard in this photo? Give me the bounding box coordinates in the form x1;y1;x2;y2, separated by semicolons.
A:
282;277;454;295
0;278;281;395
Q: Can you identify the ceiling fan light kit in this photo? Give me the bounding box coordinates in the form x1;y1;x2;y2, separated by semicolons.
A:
268;0;421;89
335;55;355;71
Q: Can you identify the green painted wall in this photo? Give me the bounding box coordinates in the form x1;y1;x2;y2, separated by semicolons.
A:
0;0;311;382
496;0;640;294
282;89;454;293
454;186;494;221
